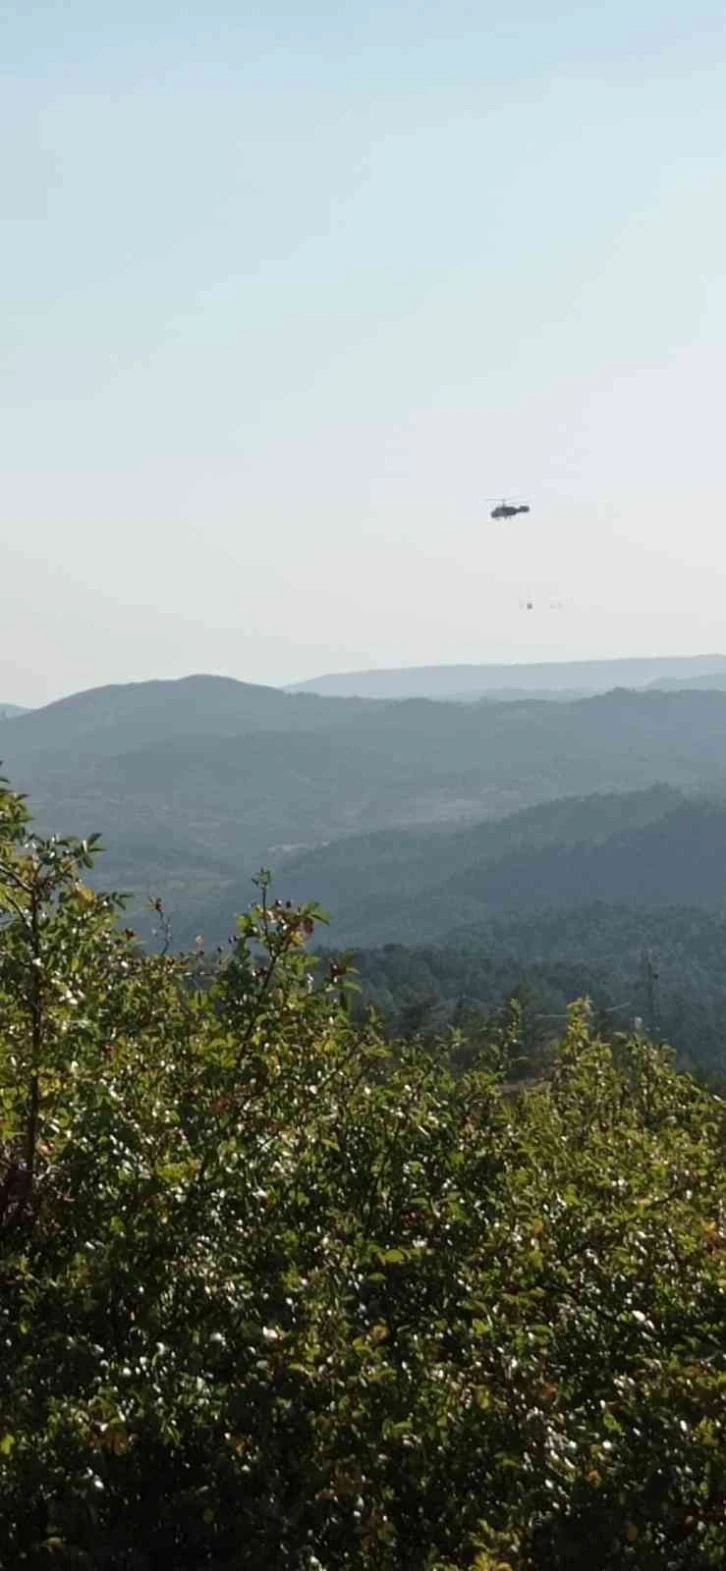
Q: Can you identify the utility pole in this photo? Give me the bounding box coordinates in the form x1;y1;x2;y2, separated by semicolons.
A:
644;949;659;1039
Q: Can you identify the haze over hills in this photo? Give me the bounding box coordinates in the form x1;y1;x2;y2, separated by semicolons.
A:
4;669;726;1066
192;787;726;948
287;654;726;701
4;673;726;950
0;674;375;763
647;672;726;693
181;772;726;1069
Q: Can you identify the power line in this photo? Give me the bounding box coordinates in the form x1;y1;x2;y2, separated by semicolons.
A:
533;999;633;1022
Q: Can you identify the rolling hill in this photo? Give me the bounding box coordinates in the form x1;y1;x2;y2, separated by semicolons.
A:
287;653;726;700
193;788;726;947
4;675;726;941
0;674;373;764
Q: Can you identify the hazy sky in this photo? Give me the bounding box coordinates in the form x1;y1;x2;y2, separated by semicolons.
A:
3;0;726;703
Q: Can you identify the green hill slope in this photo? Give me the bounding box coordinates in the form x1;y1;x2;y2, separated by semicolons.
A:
5;677;726;938
347;900;726;1074
250;785;685;921
265;795;726;949
0;673;372;764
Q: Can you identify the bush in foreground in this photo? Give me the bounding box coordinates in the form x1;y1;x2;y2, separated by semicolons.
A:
1;779;726;1569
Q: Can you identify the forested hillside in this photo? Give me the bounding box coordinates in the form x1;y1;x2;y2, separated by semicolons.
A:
238;786;706;944
260;790;726;1075
5;678;726;940
345;904;726;1077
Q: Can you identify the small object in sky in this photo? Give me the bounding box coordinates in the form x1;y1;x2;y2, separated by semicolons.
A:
518;598;565;612
488;496;531;521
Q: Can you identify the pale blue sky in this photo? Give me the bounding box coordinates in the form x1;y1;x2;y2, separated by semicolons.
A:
3;0;726;702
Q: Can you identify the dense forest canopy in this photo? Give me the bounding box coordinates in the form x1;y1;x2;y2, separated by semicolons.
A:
343;909;726;1079
3;776;726;1567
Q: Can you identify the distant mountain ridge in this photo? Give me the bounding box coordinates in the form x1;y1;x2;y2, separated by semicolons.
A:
0;674;374;763
4;674;726;945
287;654;726;700
0;703;28;719
6;669;726;1073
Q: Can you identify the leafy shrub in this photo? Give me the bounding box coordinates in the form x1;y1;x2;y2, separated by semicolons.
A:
1;779;726;1568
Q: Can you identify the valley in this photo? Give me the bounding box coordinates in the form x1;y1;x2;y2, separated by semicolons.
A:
3;671;726;1073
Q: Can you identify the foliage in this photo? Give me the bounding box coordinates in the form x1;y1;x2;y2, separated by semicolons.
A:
2;780;726;1568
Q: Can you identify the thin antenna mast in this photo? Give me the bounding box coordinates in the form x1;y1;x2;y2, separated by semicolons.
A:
644;949;660;1039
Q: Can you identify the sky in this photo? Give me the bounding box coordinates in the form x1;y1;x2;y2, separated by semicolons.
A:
3;0;726;704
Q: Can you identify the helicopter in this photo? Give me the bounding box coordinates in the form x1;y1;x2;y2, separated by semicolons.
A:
488;496;531;521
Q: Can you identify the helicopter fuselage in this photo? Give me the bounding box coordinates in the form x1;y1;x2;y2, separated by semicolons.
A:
491;503;530;520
